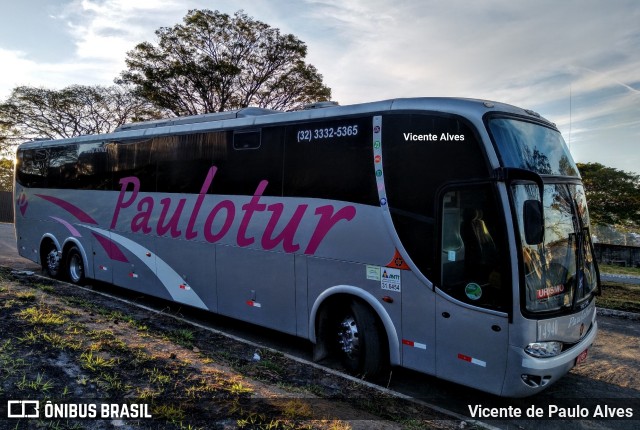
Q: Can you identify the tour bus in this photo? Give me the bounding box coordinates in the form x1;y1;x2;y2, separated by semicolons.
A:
14;98;599;397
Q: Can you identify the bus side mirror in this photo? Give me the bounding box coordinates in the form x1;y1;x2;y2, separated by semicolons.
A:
523;200;544;245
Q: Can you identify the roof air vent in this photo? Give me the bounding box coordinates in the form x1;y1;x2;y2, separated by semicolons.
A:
302;101;340;110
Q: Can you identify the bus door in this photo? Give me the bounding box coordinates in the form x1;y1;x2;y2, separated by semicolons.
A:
434;185;510;394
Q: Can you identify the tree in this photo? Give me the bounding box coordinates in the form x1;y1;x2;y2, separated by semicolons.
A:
577;162;640;228
118;9;332;116
0;84;165;146
0;158;12;192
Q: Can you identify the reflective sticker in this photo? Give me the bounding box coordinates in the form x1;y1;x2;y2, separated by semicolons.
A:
385;249;410;270
465;283;482;300
381;268;401;292
447;250;456;262
366;265;381;281
458;353;487;367
402;339;427;350
246;300;262;308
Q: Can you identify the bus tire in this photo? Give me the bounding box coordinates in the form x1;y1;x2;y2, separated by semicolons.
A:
66;246;85;285
336;299;387;378
42;242;61;279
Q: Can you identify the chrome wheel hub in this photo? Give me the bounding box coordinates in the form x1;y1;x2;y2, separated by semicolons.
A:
337;316;360;356
46;249;61;272
69;254;83;282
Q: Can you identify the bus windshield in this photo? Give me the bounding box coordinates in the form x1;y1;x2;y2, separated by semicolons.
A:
512;183;598;313
488;117;598;313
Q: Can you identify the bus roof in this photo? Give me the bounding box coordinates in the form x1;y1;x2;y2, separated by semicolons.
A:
17;97;555;149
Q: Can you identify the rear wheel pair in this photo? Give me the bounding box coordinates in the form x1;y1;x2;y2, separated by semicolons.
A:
41;243;85;285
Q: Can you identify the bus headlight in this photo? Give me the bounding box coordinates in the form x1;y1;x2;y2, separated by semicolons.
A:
525;341;563;358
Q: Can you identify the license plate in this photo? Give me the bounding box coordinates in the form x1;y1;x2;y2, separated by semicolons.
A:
576;348;588;365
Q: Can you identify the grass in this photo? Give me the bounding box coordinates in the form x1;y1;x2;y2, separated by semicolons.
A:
600;263;640;276
598;281;640;313
18;306;68;325
16;372;54;393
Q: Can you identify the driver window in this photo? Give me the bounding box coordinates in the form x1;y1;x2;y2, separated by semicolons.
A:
440;186;509;311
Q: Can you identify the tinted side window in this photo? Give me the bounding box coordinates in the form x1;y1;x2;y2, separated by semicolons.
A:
154;133;220;194
283;117;377;205
16;145;79;189
16;148;46;188
77;142;112;190
210;127;283;197
109;139;155;192
382;113;489;277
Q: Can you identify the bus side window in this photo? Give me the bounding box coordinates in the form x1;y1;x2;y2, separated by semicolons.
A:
440;186;509;311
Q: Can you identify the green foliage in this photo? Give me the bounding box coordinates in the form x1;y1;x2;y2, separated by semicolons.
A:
118;9;332;115
577;162;640;228
0;84;165;152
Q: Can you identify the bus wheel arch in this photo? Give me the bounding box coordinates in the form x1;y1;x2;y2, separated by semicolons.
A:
311;287;399;377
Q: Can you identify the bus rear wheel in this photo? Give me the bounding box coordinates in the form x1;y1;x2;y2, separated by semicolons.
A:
66;246;85;285
336;300;387;378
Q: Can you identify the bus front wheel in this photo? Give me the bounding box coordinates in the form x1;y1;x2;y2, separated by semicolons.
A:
336;300;387;378
66;246;85;285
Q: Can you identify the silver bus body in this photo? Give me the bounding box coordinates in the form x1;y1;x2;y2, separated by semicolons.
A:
14;98;598;397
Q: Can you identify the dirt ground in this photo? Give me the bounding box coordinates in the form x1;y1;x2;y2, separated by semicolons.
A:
0;268;462;430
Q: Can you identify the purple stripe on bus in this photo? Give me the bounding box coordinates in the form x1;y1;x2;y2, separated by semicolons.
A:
91;232;129;263
49;216;82;237
35;194;98;224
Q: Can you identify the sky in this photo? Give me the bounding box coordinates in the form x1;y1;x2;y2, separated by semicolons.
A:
1;0;639;174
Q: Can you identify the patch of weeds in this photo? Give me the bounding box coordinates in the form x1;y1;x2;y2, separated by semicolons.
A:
236;412;303;430
31;282;56;294
228;380;253;396
41;332;82;351
0;339;26;379
399;419;434;430
167;328;195;348
130;347;154;366
15;291;36;301
62;296;96;310
79;350;117;371
35;419;84;430
18;306;68;325
136;387;162;401
16;373;53;393
96;372;131;393
152;403;186;422
144;367;172;386
279;399;313;420
2;298;17;309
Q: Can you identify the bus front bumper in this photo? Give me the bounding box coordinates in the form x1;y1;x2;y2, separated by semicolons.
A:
501;320;598;398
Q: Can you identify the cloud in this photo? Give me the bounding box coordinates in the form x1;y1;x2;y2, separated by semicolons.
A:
0;0;638;172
